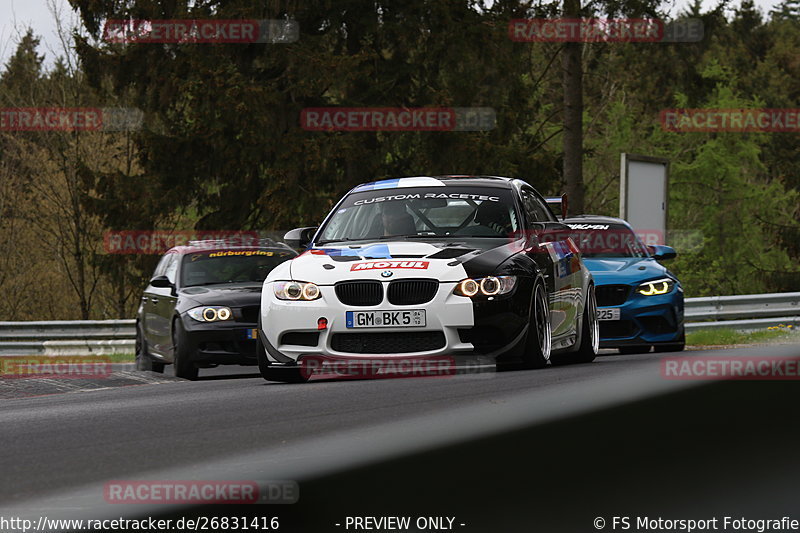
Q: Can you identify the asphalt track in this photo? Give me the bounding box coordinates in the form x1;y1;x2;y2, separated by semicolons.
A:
0;350;663;502
2;344;800;532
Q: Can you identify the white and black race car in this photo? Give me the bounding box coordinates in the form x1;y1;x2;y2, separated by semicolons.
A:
257;176;598;382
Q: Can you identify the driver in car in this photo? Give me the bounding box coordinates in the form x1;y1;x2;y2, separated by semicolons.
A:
381;203;417;236
472;200;513;236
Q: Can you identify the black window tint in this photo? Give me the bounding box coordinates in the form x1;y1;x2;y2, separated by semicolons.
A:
180;250;295;287
533;195;555;222
317;186;519;241
521;188;552;225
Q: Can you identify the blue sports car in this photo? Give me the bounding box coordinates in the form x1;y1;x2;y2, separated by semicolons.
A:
560;215;684;354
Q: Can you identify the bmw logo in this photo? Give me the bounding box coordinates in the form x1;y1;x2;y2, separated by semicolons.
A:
381;270;393;278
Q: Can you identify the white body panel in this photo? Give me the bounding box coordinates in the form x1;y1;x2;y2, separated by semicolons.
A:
260;242;476;361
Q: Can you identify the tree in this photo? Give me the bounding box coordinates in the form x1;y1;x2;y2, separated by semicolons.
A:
561;0;584;215
651;65;798;295
69;0;564;234
771;0;800;20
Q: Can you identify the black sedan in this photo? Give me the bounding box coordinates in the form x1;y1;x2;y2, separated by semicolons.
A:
136;239;296;379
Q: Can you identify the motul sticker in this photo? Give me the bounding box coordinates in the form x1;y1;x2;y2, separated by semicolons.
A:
350;261;429;271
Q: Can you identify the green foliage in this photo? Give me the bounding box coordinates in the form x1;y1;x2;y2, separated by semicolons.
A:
0;29;45;102
2;0;800;319
579;17;800;296
771;0;800;20
67;0;564;232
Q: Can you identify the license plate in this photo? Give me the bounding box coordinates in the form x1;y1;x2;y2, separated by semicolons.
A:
243;328;259;340
346;310;426;328
597;308;620;321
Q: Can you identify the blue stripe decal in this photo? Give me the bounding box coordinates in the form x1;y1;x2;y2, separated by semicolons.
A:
360;244;392;258
315;248;357;256
372;179;401;190
353;177;446;191
354;179;400;192
314;244;392;258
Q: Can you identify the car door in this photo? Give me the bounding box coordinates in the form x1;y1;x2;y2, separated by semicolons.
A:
149;252;180;355
520;187;581;344
142;254;170;351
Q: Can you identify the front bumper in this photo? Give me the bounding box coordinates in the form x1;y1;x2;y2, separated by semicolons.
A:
180;315;260;365
260;281;530;363
596;285;684;348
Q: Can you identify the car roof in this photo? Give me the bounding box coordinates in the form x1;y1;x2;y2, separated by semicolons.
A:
168;238;295;255
352;175;519;192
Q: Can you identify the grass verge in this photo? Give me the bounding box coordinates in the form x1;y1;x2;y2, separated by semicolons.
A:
104;352;135;363
687;326;797;346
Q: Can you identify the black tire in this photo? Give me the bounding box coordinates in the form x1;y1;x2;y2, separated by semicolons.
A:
618;345;652;355
551;284;599;366
654;330;686;353
256;325;308;384
135;323;164;373
514;279;551;370
172;319;199;380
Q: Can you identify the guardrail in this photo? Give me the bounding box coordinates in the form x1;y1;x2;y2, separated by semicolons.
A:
0;320;135;356
0;292;797;355
0;320;135;340
685;292;800;321
683;291;800;332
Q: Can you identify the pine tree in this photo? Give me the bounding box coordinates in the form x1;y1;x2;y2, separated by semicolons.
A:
771;0;800;20
0;29;45;103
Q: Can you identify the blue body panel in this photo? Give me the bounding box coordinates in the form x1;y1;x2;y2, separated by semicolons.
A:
583;256;684;348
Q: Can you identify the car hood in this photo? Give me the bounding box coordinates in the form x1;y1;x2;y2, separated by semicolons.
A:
284;239;521;283
177;283;263;308
581;257;668;284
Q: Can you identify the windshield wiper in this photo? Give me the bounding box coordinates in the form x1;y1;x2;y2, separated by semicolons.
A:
318;234;461;243
320;236;419;243
186;280;252;287
314;238;367;245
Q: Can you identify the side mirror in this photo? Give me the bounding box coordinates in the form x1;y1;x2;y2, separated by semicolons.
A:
284;227;317;250
522;222;546;248
150;275;174;288
648;245;677;260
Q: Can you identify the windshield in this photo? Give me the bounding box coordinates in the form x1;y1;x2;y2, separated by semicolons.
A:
180;249;294;287
563;223;649;258
317;186;520;243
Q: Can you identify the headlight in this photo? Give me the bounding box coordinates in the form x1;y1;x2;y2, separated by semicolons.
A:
274;281;321;301
454;276;517;297
456;279;479;297
637;278;674;296
187;306;233;322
